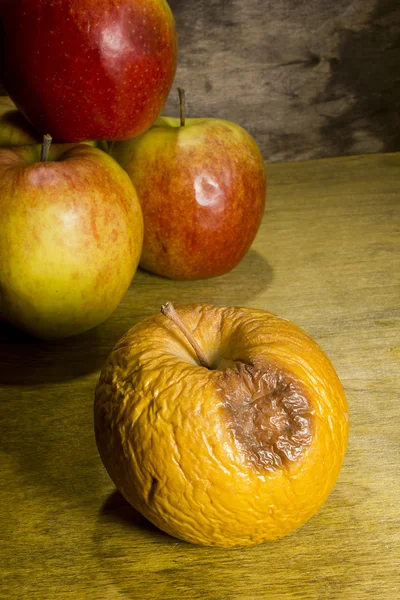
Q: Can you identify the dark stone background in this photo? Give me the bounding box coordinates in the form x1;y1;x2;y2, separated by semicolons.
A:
1;0;399;162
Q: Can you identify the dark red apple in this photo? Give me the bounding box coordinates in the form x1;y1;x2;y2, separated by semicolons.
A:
0;0;177;142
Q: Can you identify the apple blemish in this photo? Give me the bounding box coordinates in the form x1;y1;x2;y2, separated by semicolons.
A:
217;362;313;472
161;301;313;472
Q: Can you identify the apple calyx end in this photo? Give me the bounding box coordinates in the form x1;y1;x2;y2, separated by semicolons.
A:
161;302;211;369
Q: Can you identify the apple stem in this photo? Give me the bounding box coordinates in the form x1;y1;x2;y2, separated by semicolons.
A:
161;302;211;369
41;134;53;162
177;87;185;127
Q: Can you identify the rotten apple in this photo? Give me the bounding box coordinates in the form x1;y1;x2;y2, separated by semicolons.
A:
94;302;349;546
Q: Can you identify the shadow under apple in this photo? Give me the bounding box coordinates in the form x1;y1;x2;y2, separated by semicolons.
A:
93;490;204;599
0;249;272;386
0;319;122;386
99;490;174;543
93;486;358;600
134;249;273;312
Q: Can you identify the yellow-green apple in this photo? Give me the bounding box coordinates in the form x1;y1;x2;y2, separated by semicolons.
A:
0;96;41;146
94;302;349;546
0;139;143;339
110;94;267;279
0;96;109;151
1;0;177;142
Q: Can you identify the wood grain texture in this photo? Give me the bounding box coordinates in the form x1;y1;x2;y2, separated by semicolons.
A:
1;153;399;599
163;0;400;162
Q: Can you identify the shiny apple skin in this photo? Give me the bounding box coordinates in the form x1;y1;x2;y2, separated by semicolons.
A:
110;117;267;279
1;0;177;142
0;144;144;339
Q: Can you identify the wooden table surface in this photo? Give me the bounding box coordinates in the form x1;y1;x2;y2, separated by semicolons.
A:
1;153;399;600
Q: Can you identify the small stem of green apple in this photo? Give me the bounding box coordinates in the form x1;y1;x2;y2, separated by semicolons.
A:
161;302;211;369
41;134;53;162
177;88;185;127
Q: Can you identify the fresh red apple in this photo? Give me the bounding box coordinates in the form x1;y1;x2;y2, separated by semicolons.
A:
0;138;144;339
1;0;177;142
110;91;266;279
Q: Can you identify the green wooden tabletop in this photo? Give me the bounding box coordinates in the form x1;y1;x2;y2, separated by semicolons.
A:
1;153;399;599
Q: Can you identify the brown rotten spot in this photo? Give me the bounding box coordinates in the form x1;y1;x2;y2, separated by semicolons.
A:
218;362;313;471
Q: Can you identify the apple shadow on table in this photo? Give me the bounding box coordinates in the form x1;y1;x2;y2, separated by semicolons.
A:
94;491;211;599
0;320;122;386
0;250;272;386
94;489;358;599
135;249;273;310
99;490;175;543
95;490;216;599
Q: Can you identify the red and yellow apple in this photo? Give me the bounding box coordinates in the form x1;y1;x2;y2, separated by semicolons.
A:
0;141;143;339
1;0;177;142
110;110;267;279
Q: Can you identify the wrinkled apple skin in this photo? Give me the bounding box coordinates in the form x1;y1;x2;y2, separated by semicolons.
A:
0;144;143;339
110;117;267;279
1;0;177;142
94;303;349;546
